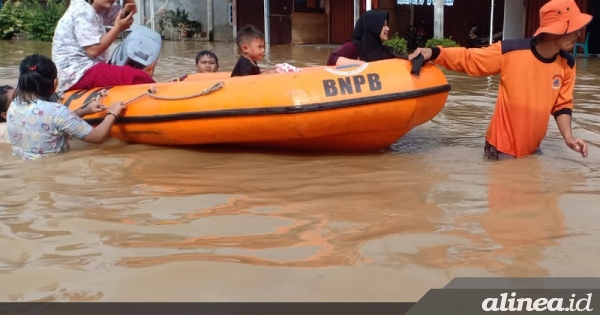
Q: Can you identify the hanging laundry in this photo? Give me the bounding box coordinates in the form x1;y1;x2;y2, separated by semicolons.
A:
307;0;316;8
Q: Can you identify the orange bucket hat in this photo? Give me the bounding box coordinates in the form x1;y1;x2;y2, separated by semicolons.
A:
534;0;592;37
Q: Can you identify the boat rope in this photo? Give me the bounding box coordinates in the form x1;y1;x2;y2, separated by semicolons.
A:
69;80;225;112
123;80;225;105
71;89;110;113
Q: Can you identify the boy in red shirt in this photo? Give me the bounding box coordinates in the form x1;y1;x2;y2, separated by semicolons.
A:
409;0;592;160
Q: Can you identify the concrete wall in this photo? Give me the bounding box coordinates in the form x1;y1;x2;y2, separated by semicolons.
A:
291;12;328;44
213;0;234;42
502;0;525;40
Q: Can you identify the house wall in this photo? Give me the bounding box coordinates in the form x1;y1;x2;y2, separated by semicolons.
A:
236;0;264;35
330;0;355;43
142;0;207;40
290;0;330;44
291;12;328;44
394;4;413;38
502;0;526;40
379;0;398;35
587;0;600;54
213;0;234;42
413;0;505;46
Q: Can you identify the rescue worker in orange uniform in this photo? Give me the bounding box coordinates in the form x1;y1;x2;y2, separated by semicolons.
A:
409;0;592;160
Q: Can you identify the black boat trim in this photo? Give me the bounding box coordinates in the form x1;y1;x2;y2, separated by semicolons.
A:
85;84;451;125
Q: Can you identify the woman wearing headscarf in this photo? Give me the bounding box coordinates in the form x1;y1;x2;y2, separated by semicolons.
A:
326;10;395;66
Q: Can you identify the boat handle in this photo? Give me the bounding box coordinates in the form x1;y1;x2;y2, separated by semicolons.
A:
410;53;424;77
394;53;425;77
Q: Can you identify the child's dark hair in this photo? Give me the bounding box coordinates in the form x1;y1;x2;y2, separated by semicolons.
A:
195;50;219;65
14;54;58;104
0;85;14;122
236;25;265;49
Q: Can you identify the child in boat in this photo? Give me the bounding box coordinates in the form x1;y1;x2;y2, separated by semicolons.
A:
5;54;128;161
52;0;156;94
196;50;219;73
231;25;277;77
408;0;591;160
327;10;395;66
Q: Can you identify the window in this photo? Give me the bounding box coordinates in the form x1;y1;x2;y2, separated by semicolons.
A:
294;0;325;13
229;2;234;25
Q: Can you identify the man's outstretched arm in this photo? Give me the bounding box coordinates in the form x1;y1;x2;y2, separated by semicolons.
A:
409;42;503;77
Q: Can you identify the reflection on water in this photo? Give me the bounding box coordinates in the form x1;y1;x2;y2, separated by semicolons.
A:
1;39;600;302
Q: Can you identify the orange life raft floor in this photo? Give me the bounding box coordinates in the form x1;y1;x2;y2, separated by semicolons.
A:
62;59;451;152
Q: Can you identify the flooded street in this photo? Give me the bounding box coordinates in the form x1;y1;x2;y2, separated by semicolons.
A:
1;39;600;302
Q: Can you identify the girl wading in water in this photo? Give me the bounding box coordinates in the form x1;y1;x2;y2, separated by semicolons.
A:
6;54;128;160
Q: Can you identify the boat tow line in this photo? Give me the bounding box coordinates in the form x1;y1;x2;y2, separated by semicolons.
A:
122;80;226;105
70;89;110;113
70;81;226;112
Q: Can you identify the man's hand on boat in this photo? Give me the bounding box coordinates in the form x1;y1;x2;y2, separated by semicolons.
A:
408;48;433;62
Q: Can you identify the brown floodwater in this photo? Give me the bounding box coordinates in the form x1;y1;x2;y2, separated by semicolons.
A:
1;39;600;302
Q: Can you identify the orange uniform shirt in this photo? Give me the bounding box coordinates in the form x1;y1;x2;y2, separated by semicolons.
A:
431;39;576;158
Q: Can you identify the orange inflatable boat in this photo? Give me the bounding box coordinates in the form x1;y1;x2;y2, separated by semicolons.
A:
61;58;451;152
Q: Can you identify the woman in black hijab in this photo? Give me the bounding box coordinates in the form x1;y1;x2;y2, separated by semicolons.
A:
327;10;395;66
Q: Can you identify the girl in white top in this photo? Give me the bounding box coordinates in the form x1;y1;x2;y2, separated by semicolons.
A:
51;0;155;94
6;54;128;160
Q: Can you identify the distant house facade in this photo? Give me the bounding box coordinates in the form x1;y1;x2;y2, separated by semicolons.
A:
136;0;597;55
234;0;383;45
137;0;234;42
138;0;367;44
137;0;510;46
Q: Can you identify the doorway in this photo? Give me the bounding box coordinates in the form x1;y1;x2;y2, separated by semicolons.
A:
330;0;354;43
269;0;293;44
236;0;264;33
587;0;599;54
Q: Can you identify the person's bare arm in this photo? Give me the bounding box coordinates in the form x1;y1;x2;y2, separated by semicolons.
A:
82;102;128;143
408;42;503;77
552;64;587;157
72;97;106;117
82;114;117;143
84;11;134;59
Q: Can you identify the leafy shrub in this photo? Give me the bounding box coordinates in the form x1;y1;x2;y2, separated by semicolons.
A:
0;0;67;41
0;0;28;40
384;32;408;55
22;0;67;41
425;37;460;48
